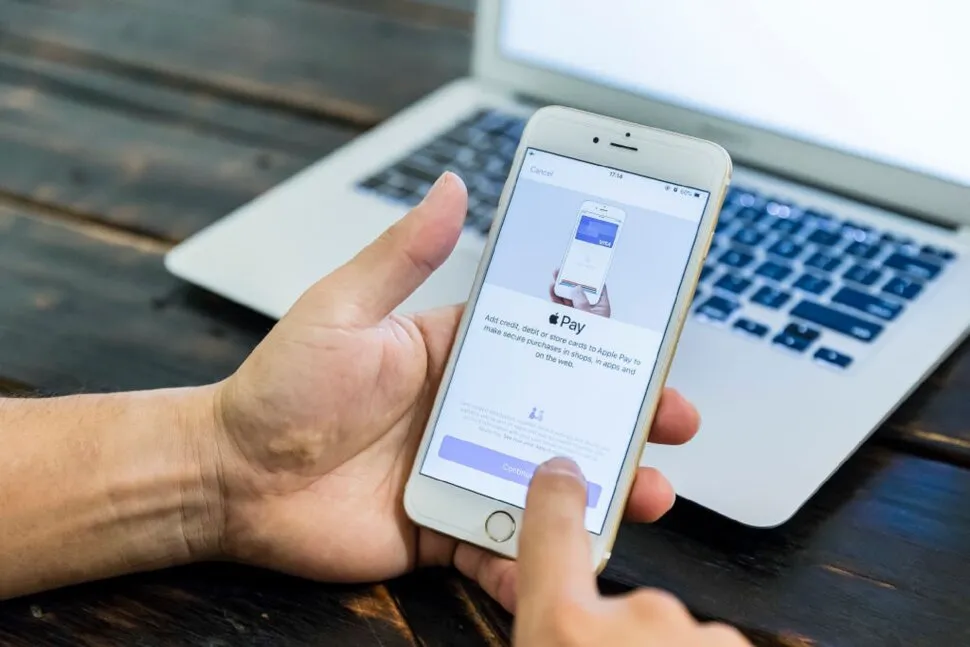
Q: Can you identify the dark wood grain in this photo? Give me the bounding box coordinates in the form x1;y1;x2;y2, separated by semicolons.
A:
0;47;354;241
0;0;472;126
604;446;970;647
0;205;266;392
388;570;509;647
0;564;416;647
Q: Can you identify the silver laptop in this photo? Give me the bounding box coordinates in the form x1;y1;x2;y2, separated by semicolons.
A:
165;0;970;527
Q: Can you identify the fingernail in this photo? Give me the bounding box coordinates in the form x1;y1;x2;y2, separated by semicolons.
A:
539;457;586;483
421;172;458;204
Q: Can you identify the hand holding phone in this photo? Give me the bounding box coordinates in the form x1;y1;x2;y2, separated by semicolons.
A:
514;457;751;646
550;269;612;318
405;106;731;570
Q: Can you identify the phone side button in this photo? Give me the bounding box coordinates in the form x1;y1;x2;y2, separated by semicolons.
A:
485;511;516;543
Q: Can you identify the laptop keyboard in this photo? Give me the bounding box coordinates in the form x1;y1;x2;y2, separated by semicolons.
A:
699;187;959;368
357;108;960;372
358;109;525;234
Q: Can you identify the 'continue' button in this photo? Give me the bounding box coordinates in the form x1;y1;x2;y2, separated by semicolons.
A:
438;436;602;508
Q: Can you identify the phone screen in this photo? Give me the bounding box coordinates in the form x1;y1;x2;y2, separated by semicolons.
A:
419;148;710;534
556;204;624;303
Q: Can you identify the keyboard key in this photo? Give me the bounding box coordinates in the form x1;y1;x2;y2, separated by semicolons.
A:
693;289;704;303
727;188;759;207
751;286;791;310
755;261;793;282
790;301;884;343
807;228;843;246
784;321;821;342
699;265;715;282
359;173;385;190
880;231;911;246
715;217;734;233
841;221;873;241
397;156;445;185
920;245;956;262
808;229;842;247
842;264;883;287
772;322;820;353
772;218;803;235
883;276;924;300
476;110;515;135
802;210;834;228
793;273;832;295
733;318;770;338
767;239;805;260
832;287;904;321
765;200;795;218
883;253;943;281
814;348;854;369
715;273;753;295
720;249;755;269
735;207;766;223
732;228;767;247
696;296;740;323
503;118;526;141
805;252;842;273
845;241;883;260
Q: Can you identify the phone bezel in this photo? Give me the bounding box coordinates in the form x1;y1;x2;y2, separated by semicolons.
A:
404;105;732;570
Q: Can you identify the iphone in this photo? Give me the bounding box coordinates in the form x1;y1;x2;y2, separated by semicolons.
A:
404;106;732;570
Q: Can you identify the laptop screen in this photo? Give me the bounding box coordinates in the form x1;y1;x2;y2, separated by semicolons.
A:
500;0;970;188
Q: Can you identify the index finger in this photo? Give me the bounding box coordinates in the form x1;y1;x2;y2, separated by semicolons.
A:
517;458;598;607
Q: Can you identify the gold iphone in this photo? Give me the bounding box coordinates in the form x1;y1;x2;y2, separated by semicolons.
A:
404;106;731;570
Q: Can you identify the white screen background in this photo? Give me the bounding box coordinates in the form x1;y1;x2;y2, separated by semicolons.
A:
501;0;970;187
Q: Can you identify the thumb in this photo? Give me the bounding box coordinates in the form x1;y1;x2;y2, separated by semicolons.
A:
569;285;593;312
518;458;597;608
295;172;467;325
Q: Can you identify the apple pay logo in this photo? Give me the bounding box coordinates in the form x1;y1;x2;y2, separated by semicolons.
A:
548;312;585;335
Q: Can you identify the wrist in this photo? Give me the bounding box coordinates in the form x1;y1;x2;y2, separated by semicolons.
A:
169;382;229;562
95;384;228;568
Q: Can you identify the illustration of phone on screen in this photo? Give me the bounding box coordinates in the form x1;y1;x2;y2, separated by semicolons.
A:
553;201;626;306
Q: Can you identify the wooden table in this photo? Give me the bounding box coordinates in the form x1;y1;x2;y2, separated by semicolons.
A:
0;2;967;645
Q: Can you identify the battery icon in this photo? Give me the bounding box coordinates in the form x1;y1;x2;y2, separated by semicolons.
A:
694;192;701;197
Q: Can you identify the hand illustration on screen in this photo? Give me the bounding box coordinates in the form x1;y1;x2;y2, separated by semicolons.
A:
549;270;612;318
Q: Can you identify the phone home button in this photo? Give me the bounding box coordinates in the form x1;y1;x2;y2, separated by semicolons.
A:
485;511;516;543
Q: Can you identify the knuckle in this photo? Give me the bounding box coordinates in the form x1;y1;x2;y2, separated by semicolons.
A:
627;588;690;620
701;622;750;645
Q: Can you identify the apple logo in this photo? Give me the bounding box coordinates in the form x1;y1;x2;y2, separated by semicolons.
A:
548;313;560;325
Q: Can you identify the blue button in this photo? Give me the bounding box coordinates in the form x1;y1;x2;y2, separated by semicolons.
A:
733;318;769;338
714;273;753;295
755;261;793;282
883;276;923;300
831;287;904;321
814;347;853;369
793;273;832;295
805;252;841;273
696;295;740;322
884;253;942;281
437;436;602;507
720;248;755;269
843;264;883;287
790;300;884;343
751;286;791;310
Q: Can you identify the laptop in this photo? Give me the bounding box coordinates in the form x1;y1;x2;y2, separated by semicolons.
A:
165;0;970;527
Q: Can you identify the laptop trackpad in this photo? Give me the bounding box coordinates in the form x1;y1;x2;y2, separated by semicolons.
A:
396;246;481;315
